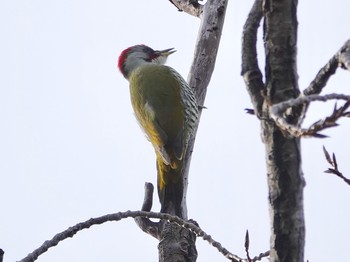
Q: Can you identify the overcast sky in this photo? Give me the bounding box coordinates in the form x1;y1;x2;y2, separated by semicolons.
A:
1;0;350;261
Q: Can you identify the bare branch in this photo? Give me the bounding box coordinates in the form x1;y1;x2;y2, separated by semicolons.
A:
323;146;350;186
243;230;269;262
245;108;256;115
152;1;228;260
304;39;350;96
0;249;4;262
339;49;350;71
244;230;251;261
303;55;338;96
168;0;204;18
18;210;253;262
181;0;228;219
333;152;338;171
270;93;350;137
187;0;227;102
241;0;264;117
251;251;270;262
322;145;333;166
134;182;162;239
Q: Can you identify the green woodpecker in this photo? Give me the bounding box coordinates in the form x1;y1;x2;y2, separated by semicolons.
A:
118;44;198;216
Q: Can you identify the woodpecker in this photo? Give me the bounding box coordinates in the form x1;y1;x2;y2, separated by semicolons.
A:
118;44;198;216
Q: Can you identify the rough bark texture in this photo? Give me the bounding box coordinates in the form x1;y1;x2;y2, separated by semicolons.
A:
155;1;228;261
158;222;198;262
242;0;306;260
241;0;264;116
182;0;228;220
168;0;203;17
262;0;305;261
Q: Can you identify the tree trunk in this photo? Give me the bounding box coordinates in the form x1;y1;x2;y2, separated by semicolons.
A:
263;0;305;261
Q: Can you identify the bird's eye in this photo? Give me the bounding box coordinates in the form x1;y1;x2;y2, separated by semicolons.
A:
137;54;152;62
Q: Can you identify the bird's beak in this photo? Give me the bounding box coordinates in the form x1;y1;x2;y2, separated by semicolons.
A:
155;48;176;57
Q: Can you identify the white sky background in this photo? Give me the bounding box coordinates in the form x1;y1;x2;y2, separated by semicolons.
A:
1;0;350;261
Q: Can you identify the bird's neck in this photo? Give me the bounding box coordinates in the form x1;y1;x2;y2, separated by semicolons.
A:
124;57;152;79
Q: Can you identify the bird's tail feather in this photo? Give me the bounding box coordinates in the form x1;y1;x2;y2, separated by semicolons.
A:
157;158;184;217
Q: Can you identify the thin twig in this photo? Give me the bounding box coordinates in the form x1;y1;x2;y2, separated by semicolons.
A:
244;230;251;261
243;230;269;262
18;210;257;262
270;93;350;137
0;249;4;262
251;251;270;261
323;146;350;186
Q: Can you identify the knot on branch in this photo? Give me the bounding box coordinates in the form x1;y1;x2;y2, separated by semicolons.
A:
168;0;204;17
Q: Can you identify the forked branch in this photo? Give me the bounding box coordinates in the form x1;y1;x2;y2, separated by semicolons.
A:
323;146;350;186
18;207;266;262
270;93;350;137
269;40;350;137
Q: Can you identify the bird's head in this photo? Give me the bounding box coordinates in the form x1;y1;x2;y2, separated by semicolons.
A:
118;44;176;79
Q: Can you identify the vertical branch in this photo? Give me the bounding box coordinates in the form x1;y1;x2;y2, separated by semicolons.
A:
187;0;228;103
0;249;4;262
181;0;228;219
262;0;305;261
241;0;264;117
157;1;228;261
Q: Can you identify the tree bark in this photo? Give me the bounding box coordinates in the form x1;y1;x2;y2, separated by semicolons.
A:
262;0;305;261
167;0;228;220
155;1;228;261
136;1;228;259
242;0;305;260
158;222;198;262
